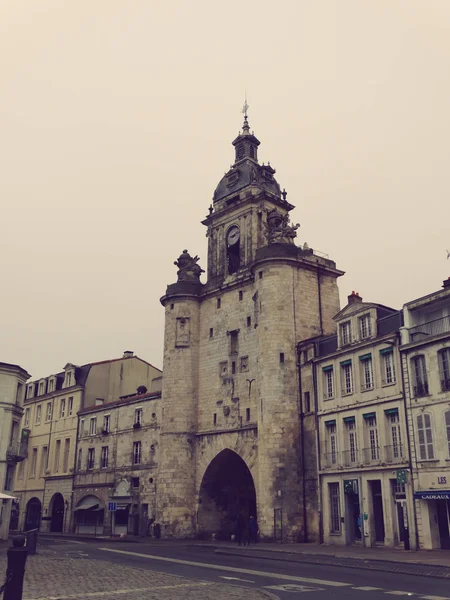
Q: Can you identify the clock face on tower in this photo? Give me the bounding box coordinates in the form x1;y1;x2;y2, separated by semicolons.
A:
227;226;240;246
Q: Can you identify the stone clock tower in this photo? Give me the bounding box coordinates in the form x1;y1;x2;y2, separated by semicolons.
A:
157;109;343;541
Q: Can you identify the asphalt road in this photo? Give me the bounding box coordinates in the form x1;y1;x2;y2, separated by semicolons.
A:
42;538;450;600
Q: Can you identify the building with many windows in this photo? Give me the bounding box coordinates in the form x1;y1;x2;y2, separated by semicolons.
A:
0;361;30;540
12;352;161;533
401;278;450;549
73;389;161;536
299;292;413;548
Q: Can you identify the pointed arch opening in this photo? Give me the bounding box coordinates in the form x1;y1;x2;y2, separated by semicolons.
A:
197;449;256;540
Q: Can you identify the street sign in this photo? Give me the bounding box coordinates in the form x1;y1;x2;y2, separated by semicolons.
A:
108;501;117;512
396;469;407;484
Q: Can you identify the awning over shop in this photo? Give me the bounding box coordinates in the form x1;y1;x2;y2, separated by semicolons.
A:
343;416;355;423
414;491;450;500
74;498;100;511
0;492;17;500
384;407;399;416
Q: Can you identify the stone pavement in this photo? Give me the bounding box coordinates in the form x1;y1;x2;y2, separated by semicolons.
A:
0;543;275;600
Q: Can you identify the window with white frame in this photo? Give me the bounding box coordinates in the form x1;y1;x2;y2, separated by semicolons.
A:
329;482;341;533
340;361;353;395
340;321;352;346
387;411;402;459
439;349;450;392
39;381;45;396
35;404;41;425
87;448;95;469
27;385;34;399
45;402;52;422
77;449;82;471
360;355;374;391
359;314;372;340
80;419;84;436
445;411;450;458
48;379;55;393
54;439;61;472
326;422;338;465
66;371;72;387
101;446;109;468
89;417;97;435
68;397;73;416
31;448;38;477
41;446;48;475
417;413;434;460
103;415;110;433
133;441;142;464
381;349;396;385
345;419;357;464
60;398;66;418
24;408;30;427
323;366;334;399
365;415;379;460
411;355;428;397
134;408;143;426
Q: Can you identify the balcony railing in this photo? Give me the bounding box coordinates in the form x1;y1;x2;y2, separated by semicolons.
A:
6;441;27;463
384;444;406;464
322;445;407;470
413;382;429;397
409;315;450;340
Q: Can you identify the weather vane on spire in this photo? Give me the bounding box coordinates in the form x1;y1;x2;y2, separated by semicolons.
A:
242;97;249;118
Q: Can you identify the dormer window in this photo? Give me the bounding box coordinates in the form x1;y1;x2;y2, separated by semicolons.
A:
27;384;34;399
48;378;55;393
359;314;372;340
39;381;46;396
340;321;352;346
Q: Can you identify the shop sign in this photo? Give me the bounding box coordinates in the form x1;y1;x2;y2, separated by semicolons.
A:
414;491;450;500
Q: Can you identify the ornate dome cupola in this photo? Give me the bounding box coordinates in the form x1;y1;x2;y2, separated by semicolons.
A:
212;103;283;205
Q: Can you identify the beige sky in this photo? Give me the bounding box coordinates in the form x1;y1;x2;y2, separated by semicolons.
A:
2;1;450;379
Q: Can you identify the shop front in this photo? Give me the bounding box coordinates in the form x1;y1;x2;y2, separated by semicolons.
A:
414;490;450;549
74;495;105;535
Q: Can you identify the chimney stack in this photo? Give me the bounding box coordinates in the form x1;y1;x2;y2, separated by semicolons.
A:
443;278;450;290
347;291;363;305
123;350;134;358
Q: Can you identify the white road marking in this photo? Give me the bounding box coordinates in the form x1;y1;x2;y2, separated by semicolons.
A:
24;582;212;600
353;587;382;591
98;547;351;587
220;576;256;583
419;596;450;600
384;593;415;596
266;584;324;592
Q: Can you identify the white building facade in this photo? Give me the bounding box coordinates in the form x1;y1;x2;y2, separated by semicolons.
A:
401;278;450;549
0;361;30;540
300;292;415;548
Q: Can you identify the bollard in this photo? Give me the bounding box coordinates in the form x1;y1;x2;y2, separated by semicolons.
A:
25;530;38;556
4;536;28;600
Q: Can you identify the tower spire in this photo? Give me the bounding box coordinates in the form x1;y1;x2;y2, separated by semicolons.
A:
242;96;250;133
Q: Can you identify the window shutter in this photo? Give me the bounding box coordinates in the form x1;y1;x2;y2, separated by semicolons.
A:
417;415;426;460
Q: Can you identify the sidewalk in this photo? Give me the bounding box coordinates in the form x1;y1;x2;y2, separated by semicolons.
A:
0;542;275;600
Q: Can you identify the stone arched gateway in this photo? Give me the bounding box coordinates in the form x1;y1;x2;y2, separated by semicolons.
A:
197;449;257;540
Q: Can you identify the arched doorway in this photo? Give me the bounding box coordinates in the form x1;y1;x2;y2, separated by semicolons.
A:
25;498;41;531
74;495;104;535
50;493;65;533
198;449;256;540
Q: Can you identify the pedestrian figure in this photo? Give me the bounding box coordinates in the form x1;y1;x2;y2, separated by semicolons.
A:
248;516;258;545
235;514;245;546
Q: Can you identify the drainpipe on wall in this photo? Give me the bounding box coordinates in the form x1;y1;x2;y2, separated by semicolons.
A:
297;347;308;542
398;330;418;551
312;353;324;544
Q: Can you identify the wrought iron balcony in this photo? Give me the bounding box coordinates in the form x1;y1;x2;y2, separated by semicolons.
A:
342;449;359;467
6;441;27;463
384;444;406;464
322;452;340;469
409;315;450;340
413;382;429;397
362;446;381;465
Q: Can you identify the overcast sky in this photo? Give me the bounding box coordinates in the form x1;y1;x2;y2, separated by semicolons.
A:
2;1;450;379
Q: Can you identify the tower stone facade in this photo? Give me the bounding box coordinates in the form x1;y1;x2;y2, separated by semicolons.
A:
157;111;343;541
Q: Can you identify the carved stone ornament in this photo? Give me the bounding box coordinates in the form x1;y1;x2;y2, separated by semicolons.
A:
263;209;300;245
174;249;205;282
